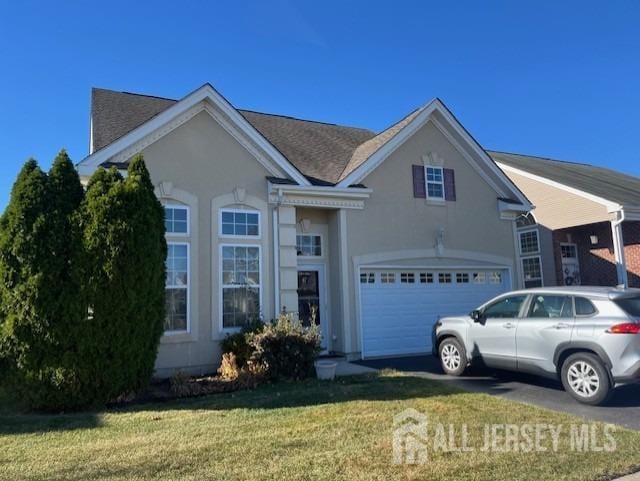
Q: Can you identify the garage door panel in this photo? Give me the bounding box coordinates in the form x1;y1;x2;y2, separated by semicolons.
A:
360;268;508;358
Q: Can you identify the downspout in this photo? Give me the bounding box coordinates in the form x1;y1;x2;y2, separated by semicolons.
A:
611;209;628;288
272;188;284;316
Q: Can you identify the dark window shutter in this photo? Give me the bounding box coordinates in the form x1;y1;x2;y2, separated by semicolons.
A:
412;165;426;198
444;168;456;201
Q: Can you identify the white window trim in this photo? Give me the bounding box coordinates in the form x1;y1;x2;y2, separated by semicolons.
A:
296;233;323;258
424;165;445;201
164;203;190;237
521;255;544;287
218;208;262;239
518;227;540;256
560;242;579;259
165;241;191;334
219;243;263;333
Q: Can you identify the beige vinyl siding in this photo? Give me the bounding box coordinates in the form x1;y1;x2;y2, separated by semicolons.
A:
503;170;612;230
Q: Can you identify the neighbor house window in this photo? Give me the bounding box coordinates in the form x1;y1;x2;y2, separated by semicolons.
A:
561;244;578;259
425;166;444;200
165;205;188;234
221;245;261;329
165;243;189;332
522;256;543;288
296;234;321;257
401;272;415;283
438;273;452;283
519;229;539;255
489;272;502;284
220;209;260;237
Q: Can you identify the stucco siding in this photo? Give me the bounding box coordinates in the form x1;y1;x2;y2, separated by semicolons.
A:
139;111;275;376
344;120;518;355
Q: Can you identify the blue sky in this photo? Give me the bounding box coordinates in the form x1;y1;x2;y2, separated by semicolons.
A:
1;1;639;209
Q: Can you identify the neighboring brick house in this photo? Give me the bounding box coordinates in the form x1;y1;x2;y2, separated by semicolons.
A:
492;151;640;289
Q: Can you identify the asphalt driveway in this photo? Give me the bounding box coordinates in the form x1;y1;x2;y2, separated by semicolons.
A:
357;355;640;430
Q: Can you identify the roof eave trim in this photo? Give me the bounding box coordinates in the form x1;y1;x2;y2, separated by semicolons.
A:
336;99;532;209
497;162;622;213
78;84;311;186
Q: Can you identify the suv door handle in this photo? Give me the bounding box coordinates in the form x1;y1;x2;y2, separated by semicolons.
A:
502;322;516;329
552;322;570;330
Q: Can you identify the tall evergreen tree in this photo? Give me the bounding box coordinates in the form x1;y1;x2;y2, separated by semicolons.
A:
121;155;166;390
0;159;59;407
80;156;165;401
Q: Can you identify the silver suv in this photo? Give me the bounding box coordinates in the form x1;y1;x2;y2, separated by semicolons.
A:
433;287;640;405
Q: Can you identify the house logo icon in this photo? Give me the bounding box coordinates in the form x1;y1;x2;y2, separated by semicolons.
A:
393;408;429;464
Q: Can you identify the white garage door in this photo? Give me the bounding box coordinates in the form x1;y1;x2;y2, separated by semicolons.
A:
360;268;509;358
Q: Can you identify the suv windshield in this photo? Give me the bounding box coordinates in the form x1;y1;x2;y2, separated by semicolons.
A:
615;296;640;317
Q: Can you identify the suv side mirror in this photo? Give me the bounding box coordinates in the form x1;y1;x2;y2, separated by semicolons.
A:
471;310;484;323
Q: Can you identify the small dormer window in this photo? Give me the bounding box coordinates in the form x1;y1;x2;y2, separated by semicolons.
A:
425;166;444;200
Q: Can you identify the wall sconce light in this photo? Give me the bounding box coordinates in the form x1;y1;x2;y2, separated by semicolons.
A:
435;227;445;257
590;235;598;245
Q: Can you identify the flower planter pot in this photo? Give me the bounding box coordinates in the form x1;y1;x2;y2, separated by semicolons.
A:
314;360;338;380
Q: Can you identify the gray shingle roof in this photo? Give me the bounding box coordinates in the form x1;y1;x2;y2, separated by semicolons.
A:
91;88;375;184
490;151;640;207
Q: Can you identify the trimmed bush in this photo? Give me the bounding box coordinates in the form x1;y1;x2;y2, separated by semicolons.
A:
220;319;264;367
248;315;321;381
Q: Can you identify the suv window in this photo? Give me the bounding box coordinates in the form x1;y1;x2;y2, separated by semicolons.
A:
575;297;597;316
483;296;526;319
527;295;573;318
615;296;640;317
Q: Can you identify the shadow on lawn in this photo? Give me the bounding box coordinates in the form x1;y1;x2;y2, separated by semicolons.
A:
0;372;456;435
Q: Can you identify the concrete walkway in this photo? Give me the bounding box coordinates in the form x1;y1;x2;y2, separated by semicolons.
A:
319;357;377;377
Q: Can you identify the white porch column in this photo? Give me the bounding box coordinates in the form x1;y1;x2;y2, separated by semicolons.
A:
337;208;352;353
610;211;628;287
277;205;299;316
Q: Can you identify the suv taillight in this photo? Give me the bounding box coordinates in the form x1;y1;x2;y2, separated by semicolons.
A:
607;323;640;334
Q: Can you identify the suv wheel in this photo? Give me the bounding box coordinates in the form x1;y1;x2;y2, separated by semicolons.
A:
561;353;612;406
438;338;467;376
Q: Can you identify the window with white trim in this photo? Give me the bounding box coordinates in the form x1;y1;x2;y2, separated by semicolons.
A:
490;271;502;284
519;229;539;255
220;209;260;237
522;256;543;288
165;205;188;234
221;245;260;329
296;234;321;257
425;166;444;200
165;243;189;332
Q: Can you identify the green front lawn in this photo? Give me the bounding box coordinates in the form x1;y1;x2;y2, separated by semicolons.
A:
1;371;639;481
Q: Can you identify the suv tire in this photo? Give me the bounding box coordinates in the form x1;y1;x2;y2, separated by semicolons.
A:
561;352;612;406
438;337;467;376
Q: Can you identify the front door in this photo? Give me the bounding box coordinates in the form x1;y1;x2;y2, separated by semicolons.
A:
297;267;328;350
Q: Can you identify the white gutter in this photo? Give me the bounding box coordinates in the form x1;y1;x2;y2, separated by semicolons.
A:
611;209;628;288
